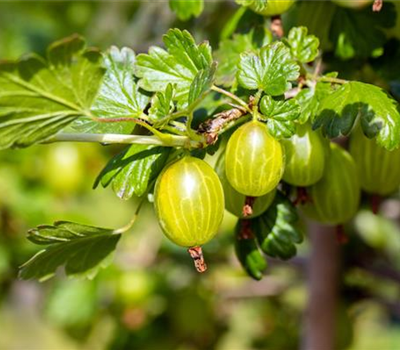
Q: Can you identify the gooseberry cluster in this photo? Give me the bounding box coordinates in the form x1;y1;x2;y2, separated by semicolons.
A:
153;117;400;277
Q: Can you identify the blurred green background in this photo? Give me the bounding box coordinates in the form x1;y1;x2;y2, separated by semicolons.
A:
1;1;400;349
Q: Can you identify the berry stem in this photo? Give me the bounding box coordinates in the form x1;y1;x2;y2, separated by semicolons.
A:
188;246;207;273
243;196;256;217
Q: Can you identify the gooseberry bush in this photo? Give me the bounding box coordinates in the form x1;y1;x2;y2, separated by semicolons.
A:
1;0;399;281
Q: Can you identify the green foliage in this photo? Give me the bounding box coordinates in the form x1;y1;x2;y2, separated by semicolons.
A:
236;0;268;14
169;0;204;21
252;192;303;260
215;29;271;87
330;3;396;60
94;144;171;199
0;11;397;281
148;84;176;124
286;26;320;63
19;221;121;281
259;95;300;139
80;46;149;134
314;81;400;150
238;42;300;96
234;220;267;280
295;78;334;124
0;35;104;149
135;29;214;108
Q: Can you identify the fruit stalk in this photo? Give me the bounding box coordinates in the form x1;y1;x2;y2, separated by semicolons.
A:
188;246;207;273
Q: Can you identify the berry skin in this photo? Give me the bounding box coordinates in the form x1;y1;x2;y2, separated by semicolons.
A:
215;151;276;219
349;127;400;196
282;123;327;187
225;121;284;197
154;156;225;247
249;0;295;16
302;143;360;225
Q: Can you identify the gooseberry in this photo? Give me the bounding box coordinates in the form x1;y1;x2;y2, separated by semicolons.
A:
225;121;284;197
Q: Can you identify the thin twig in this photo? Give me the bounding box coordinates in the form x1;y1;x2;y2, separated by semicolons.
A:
42;133;202;148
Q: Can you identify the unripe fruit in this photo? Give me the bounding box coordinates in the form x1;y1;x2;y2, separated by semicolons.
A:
349;128;400;196
215;152;276;219
302;143;360;225
332;0;372;9
282;123;327;187
225;121;284;197
44;144;84;194
250;0;295;16
154;156;224;247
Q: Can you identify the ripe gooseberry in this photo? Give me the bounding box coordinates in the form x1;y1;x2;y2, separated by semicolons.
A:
225;120;284;197
215;151;276;219
349;127;400;196
281;123;327;187
302;143;360;225
154;156;224;271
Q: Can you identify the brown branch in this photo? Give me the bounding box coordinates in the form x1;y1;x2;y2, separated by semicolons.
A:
197;106;248;144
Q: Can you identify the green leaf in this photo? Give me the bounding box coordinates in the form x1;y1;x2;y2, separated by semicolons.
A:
135;29;213;107
94;144;171;199
169;0;204;21
295;79;335;124
148;83;176;124
188;63;217;106
259;95;300;139
19;221;121;281
286;26;319;63
314;81;400;150
238;42;300;96
236;0;268;13
0;35;104;150
75;46;150;134
252;191;303;260
215;30;272;87
330;3;396;59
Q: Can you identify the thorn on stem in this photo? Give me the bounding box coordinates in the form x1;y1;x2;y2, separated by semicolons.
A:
188;246;207;273
243;196;256;217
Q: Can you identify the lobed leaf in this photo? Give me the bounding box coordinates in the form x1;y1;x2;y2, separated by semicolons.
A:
169;0;204;21
214;30;271;87
0;35;104;149
259;95;300;139
188;63;217;106
295;78;335;124
20;221;120;281
286;26;319;63
75;46;149;134
94;144;171;200
237;42;300;96
252;192;304;260
314;81;400;150
135;29;214;107
148;83;176;124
